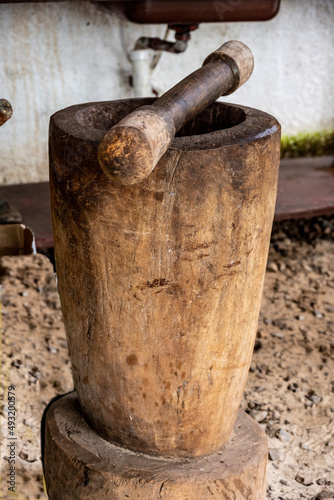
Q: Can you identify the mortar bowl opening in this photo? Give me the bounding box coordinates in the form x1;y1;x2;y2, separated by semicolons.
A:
75;100;246;139
175;102;246;137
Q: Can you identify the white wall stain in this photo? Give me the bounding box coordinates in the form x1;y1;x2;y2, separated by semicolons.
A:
0;0;333;184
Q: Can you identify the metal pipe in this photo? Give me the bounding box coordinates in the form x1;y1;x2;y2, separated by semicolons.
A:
129;49;152;97
134;37;187;54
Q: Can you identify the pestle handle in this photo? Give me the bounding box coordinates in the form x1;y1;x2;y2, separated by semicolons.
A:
98;40;254;185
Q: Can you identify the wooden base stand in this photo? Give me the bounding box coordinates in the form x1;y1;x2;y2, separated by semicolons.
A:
43;392;268;499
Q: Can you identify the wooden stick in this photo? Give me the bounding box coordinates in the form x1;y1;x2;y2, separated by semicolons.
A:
0;99;13;127
97;40;254;185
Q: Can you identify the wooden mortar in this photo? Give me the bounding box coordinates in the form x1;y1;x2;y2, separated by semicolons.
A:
49;97;280;458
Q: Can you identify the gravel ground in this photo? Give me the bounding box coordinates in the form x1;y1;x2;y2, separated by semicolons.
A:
243;216;334;500
0;215;333;499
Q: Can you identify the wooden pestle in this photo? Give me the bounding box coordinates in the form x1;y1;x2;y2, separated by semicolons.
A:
97;40;254;185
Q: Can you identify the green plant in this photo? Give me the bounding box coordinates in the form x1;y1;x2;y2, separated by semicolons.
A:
281;130;334;158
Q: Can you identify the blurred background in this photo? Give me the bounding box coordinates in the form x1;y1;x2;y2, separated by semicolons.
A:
0;0;333;184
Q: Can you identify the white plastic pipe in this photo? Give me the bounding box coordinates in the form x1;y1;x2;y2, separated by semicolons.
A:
130;49;152;97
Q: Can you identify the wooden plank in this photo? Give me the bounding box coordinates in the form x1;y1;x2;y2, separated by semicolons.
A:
0;182;52;249
0;156;333;249
275;156;334;221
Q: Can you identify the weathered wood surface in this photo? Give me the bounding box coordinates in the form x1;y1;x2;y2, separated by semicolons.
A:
1;156;332;249
43;392;268;500
50;98;280;457
97;41;254;185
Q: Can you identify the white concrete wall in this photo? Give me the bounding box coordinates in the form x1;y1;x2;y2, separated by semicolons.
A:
0;0;333;184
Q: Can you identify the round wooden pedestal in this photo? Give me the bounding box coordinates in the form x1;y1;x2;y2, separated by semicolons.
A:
43;392;268;500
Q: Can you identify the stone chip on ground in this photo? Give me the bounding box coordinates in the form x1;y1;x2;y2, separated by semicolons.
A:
315;492;334;500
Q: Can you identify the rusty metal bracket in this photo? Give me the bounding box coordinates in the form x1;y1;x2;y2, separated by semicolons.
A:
134;24;198;55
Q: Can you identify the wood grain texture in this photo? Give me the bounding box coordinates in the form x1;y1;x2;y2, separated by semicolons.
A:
49;98;280;457
97;41;253;185
43;392;268;500
203;40;254;93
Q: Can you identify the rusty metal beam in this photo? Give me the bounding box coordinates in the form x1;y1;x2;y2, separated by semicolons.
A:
0;0;281;26
96;0;280;24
